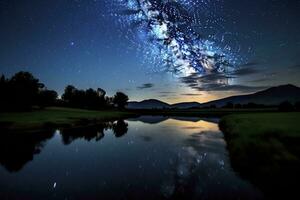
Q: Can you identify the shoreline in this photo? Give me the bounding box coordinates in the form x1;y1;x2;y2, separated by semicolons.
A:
219;112;300;198
0;107;137;133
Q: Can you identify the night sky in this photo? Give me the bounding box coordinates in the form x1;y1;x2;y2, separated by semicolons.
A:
0;0;299;103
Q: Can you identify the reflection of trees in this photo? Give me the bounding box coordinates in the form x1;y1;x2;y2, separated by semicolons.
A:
0;120;129;173
61;122;112;145
0;131;54;172
61;120;128;144
112;120;128;138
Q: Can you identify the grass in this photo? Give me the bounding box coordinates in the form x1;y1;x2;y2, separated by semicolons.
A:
220;112;300;137
0;107;136;132
220;112;300;162
219;112;300;198
0;107;277;132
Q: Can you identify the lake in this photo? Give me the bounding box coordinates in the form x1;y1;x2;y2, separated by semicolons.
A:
0;116;263;199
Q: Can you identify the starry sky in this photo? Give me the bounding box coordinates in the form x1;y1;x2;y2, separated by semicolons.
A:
0;0;299;103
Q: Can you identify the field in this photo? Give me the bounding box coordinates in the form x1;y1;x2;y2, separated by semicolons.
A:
219;112;300;198
0;107;135;132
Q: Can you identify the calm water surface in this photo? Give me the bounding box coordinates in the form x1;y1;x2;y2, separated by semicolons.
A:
0;116;262;199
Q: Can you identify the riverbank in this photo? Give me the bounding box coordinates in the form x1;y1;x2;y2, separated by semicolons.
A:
0;107;136;132
0;107;277;132
219;112;300;199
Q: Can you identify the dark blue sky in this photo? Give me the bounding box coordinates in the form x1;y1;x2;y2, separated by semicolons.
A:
0;0;299;103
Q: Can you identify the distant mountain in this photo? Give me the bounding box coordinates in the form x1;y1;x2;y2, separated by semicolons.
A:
171;102;201;109
127;99;201;109
201;84;300;107
127;99;170;109
127;84;300;109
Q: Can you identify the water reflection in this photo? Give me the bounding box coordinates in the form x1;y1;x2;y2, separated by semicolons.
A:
0;131;54;172
0;117;262;200
0;120;128;172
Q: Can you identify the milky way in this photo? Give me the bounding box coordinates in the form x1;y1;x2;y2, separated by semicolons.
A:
106;0;243;77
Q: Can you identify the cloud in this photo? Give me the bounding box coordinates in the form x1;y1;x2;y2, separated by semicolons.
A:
288;64;300;69
181;93;201;96
137;83;154;89
248;77;272;83
192;83;267;92
230;67;260;76
159;94;171;97
159;91;175;94
181;73;235;85
180;72;267;93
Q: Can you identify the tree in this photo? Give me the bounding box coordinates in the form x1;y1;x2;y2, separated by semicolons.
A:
113;92;129;109
234;103;242;109
85;88;99;109
37;89;58;108
0;75;8;111
62;85;76;105
209;104;217;109
223;102;234;109
62;85;111;109
0;74;5;83
97;88;106;97
295;101;300;111
278;101;294;112
9;71;44;110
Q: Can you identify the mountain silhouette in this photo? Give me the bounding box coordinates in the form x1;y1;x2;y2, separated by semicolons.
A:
201;84;300;107
127;99;171;109
127;84;300;109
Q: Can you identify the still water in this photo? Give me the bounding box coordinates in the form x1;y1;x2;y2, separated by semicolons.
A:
0;116;262;200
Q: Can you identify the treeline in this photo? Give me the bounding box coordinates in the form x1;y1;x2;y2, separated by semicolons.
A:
60;85;128;110
0;71;128;112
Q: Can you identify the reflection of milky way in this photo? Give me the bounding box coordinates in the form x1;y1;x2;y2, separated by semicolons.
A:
106;0;243;77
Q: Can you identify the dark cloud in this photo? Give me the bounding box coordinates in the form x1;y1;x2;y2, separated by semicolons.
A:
159;91;175;94
137;83;154;89
192;84;267;92
159;94;171;97
181;73;235;85
181;93;201;96
248;78;270;83
180;72;266;93
230;67;260;76
288;64;300;69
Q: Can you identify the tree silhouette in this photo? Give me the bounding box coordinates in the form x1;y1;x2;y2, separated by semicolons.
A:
113;92;129;109
295;101;300;111
223;102;234;109
112;120;128;137
278;101;294;112
61;85;116;109
0;71;44;111
0;71;129;111
62;85;76;106
37;89;58;108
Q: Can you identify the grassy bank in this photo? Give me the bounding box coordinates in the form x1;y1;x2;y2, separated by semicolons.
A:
0;107;277;132
0;107;136;132
219;112;300;198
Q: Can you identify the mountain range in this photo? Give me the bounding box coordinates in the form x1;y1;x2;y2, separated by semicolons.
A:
127;84;300;109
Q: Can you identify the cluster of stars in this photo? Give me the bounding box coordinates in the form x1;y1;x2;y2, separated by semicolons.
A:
106;0;242;77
